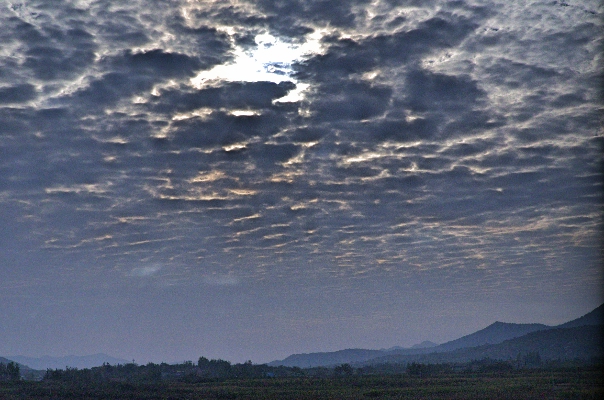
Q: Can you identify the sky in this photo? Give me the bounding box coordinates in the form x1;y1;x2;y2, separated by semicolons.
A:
0;0;602;365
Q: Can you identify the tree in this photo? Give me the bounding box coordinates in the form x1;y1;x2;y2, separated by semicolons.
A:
334;363;353;376
523;351;542;367
6;362;20;381
406;362;423;377
197;357;210;368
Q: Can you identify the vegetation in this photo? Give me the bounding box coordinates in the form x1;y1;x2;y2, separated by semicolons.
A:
0;362;20;381
0;358;602;399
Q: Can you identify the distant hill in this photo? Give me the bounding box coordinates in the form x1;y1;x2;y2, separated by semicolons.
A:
6;353;130;370
1;357;14;365
434;321;550;352
269;303;603;368
1;356;44;380
362;325;603;365
268;349;385;368
382;341;439;352
268;323;552;368
411;341;438;349
557;304;604;329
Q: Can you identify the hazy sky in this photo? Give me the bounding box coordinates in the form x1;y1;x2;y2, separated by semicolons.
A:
1;0;602;364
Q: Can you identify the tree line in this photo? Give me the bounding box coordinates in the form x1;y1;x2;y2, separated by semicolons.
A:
0;362;20;381
43;358;303;384
37;351;603;384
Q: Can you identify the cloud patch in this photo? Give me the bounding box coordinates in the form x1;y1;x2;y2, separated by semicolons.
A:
129;265;162;277
203;274;240;287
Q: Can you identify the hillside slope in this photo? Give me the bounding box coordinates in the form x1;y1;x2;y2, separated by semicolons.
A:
434;321;550;352
557;304;604;329
362;325;603;365
268;349;385;368
269;303;603;368
1;356;44;380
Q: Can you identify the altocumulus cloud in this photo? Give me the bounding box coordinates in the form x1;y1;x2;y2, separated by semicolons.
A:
203;274;241;287
0;0;601;364
129;265;162;278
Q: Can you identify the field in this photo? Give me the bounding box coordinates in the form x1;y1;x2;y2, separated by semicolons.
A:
1;367;602;399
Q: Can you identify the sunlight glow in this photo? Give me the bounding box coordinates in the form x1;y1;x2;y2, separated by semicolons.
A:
191;33;322;102
229;110;260;117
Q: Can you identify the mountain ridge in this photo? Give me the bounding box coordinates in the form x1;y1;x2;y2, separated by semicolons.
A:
433;321;550;352
557;303;603;328
269;303;604;367
359;325;603;366
267;349;385;368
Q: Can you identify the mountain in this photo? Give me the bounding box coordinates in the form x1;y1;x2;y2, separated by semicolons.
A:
433;321;550;352
269;303;603;368
556;303;604;329
474;325;603;361
268;323;552;367
361;324;603;366
1;356;45;380
411;341;438;349
1;357;15;365
382;341;439;352
6;353;130;370
268;349;385;368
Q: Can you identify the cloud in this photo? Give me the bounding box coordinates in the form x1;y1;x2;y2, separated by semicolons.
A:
129;265;162;277
151;81;296;115
404;69;485;112
203;274;240;286
58;49;210;111
0;84;38;104
110;49;206;78
310;80;392;121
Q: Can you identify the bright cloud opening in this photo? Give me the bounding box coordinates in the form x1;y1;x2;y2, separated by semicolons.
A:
191;32;322;102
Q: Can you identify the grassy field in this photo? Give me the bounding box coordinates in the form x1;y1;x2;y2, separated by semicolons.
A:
1;368;602;399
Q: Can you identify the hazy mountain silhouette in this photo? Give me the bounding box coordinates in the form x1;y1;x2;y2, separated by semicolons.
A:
411;341;439;349
0;357;23;367
269;304;603;367
556;303;603;328
1;356;44;379
268;322;551;367
268;349;385;368
362;325;602;366
380;341;439;352
433;321;550;352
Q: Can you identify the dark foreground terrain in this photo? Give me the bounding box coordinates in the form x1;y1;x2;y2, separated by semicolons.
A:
1;367;602;399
